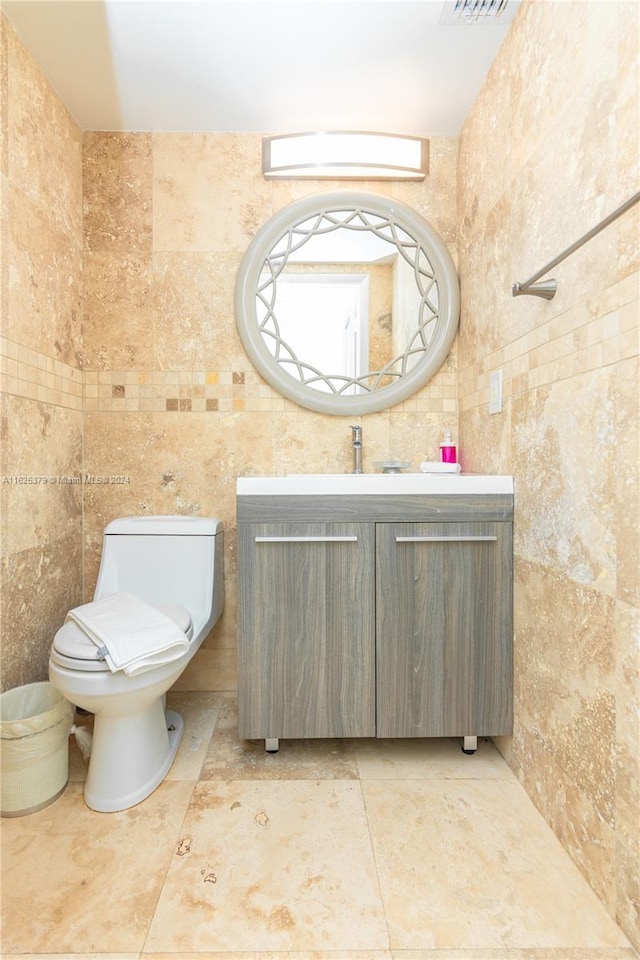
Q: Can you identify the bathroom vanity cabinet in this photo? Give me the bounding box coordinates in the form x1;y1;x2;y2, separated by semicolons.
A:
236;480;513;749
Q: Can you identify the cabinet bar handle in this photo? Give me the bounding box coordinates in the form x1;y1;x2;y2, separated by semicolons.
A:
395;535;498;543
255;536;358;543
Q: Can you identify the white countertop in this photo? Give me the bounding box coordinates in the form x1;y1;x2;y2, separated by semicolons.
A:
236;474;514;496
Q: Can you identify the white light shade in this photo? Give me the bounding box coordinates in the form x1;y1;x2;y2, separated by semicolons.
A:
262;132;429;181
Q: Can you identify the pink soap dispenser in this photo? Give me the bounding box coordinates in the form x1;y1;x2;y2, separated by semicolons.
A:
440;430;457;464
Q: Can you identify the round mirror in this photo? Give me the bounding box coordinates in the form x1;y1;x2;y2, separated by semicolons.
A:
235;192;459;415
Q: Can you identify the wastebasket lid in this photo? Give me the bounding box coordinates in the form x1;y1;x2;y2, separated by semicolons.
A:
53;602;193;663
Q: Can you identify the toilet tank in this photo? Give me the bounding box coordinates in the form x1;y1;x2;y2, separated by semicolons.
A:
94;516;224;637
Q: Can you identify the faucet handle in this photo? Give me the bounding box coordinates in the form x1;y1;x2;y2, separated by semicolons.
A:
351;425;362;441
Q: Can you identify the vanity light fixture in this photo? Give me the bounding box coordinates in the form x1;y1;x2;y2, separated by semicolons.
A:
262;132;429;181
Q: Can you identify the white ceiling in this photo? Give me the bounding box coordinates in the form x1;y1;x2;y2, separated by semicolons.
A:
1;0;520;134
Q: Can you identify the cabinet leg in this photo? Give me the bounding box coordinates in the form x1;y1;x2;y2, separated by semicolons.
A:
265;738;279;753
462;736;477;755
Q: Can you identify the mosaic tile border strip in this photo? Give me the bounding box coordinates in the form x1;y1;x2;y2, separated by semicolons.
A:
84;369;263;413
0;337;83;411
84;369;458;414
0;338;459;414
458;275;639;412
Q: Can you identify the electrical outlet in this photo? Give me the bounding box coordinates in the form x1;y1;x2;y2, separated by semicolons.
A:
489;369;503;414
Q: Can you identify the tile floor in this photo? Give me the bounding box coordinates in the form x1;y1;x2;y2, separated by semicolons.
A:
0;691;636;960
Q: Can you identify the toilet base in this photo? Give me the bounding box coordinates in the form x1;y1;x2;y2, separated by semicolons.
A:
84;704;184;813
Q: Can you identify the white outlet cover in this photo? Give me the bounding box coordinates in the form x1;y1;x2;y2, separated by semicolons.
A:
489;369;503;414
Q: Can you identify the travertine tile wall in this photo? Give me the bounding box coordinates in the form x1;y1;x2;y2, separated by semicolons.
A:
81;131;459;690
457;0;639;948
0;17;84;690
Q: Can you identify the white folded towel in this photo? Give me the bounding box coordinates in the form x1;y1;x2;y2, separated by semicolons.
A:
65;592;189;677
420;461;462;473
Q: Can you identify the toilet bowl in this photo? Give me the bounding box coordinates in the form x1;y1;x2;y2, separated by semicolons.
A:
49;516;224;812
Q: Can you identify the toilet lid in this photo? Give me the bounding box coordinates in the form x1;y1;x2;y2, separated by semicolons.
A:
53;602;193;663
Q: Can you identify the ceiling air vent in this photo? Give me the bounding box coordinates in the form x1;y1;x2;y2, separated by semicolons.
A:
439;0;520;25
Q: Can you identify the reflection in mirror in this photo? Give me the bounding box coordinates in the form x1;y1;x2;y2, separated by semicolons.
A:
265;273;370;394
236;193;459;415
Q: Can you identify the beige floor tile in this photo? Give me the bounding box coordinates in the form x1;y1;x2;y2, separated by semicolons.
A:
390;950;640;960
144;779;389;953
2;953;635;960
362;779;632;951
354;737;516;781
199;695;360;781
4;696;634;960
391;952;530;959
520;951;640;959
144;953;393;959
0;781;193;954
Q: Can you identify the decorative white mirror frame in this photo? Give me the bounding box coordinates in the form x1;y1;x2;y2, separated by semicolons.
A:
235;192;460;415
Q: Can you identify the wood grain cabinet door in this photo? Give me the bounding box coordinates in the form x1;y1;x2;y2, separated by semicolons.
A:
376;521;513;738
238;522;376;740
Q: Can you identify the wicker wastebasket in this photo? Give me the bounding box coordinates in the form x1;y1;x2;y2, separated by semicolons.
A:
0;681;74;817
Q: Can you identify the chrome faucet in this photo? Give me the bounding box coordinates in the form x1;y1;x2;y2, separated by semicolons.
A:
351;425;363;474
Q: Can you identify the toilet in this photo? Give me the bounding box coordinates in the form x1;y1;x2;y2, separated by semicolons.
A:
49;515;224;812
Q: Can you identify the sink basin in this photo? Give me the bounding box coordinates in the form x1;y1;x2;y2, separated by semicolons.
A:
237;474;514;496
